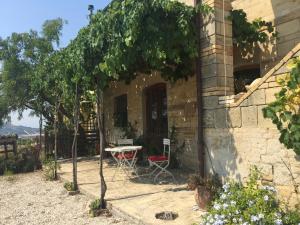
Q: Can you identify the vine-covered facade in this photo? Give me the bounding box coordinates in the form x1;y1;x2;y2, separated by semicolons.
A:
103;0;300;206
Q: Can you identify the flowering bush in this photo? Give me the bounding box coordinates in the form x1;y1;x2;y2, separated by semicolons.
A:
200;168;300;225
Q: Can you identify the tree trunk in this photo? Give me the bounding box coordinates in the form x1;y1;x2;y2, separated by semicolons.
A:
96;85;107;208
39;114;42;157
71;84;79;190
54;100;59;179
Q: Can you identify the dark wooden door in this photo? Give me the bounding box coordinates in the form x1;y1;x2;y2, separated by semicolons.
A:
145;83;168;153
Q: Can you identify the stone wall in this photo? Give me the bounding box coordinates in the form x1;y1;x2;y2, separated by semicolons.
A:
205;44;300;205
232;0;300;73
103;73;199;168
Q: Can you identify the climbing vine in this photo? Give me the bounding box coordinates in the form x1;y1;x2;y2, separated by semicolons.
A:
229;9;277;47
263;57;300;155
88;0;213;83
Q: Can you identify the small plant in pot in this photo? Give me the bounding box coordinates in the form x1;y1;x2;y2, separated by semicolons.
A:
187;173;221;209
63;182;80;195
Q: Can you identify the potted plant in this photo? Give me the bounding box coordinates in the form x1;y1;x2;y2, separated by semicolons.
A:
187;174;221;209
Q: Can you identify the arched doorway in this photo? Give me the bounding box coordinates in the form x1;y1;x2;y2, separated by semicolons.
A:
144;83;168;153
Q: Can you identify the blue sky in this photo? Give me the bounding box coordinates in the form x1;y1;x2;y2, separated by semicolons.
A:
0;0;111;128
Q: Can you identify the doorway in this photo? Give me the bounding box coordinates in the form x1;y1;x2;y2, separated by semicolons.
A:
144;83;168;153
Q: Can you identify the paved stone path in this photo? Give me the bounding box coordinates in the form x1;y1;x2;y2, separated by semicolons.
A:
59;159;205;225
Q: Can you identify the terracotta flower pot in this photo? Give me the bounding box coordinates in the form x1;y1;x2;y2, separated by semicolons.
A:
194;186;212;209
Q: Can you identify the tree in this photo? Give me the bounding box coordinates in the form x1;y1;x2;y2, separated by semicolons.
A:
0;18;67;125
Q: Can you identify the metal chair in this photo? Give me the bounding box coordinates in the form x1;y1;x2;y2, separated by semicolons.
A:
117;139;133;146
112;138;138;180
148;138;175;183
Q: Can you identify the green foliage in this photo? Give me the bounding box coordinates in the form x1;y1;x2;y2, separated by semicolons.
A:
120;121;138;139
201;167;300;225
169;125;185;168
64;182;76;191
187;173;221;197
42;18;67;46
0;147;41;175
0;0;214;128
0;18;67;125
3;169;14;176
42;158;60;180
89;199;106;217
263;57;300;155
87;0;213;84
229;9;277;47
3;169;16;182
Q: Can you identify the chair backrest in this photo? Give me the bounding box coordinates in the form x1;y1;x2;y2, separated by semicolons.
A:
117;138;133;146
163;138;171;160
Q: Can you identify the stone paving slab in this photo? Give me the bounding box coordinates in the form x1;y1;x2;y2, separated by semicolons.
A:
58;159;205;225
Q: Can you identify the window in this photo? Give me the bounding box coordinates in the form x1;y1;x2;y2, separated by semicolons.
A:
114;94;128;127
234;67;261;94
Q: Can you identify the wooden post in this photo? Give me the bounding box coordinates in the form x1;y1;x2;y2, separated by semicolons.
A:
194;0;205;178
4;144;8;160
13;140;17;157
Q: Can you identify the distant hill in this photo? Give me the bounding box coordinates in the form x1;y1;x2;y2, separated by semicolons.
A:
0;123;39;137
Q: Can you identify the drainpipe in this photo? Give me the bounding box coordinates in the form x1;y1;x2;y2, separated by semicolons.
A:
194;0;205;178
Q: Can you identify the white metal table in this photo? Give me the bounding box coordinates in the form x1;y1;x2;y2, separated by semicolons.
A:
105;145;142;180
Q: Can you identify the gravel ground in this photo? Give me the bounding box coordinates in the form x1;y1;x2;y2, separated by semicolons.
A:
0;172;131;225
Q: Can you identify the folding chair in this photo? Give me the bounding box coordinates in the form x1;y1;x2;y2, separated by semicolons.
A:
148;138;175;183
112;139;139;180
116;139;134;162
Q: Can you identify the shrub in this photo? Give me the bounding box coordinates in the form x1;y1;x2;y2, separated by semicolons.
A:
0;148;41;175
200;167;300;225
64;182;76;191
187;173;222;198
3;169;14;176
3;169;16;182
89;199;107;217
42;158;59;181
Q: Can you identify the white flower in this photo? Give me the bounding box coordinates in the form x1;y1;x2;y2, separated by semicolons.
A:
230;200;236;206
220;194;227;200
263;195;269;201
222;183;230;192
258;213;264;219
251;215;259;222
232;218;237;223
274;219;282;225
214;219;224;225
214;203;221;210
262;185;277;192
222;203;228;209
248;200;254;206
274;212;281;218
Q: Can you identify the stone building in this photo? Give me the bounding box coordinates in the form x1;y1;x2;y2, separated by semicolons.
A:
103;0;300;204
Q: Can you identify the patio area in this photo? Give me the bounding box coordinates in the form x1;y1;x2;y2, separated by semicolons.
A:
58;158;205;225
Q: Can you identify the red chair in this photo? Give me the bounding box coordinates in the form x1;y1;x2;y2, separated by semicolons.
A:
148;138;175;183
